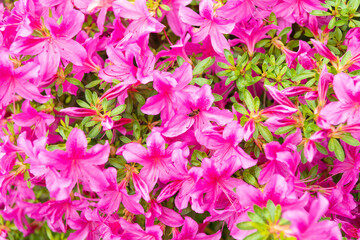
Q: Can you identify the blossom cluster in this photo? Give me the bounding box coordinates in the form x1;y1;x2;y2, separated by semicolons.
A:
1;0;360;239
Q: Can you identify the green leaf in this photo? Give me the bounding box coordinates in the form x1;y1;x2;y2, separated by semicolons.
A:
274;205;282;222
257;124;273;142
278;27;291;37
66;77;84;88
213;93;223;102
274;126;295;135
340;51;352;66
111;104;126;116
193;57;215;75
243;231;265;240
237;222;256;230
86;80;103;88
190;77;212;86
328;17;336;29
315;142;328;155
85;89;93;104
328;138;336;152
333;138;345;161
234;103;248;115
76;99;91;109
134;93;145;105
291;72;314;82
57;85;63;97
224;49;235;66
106;130;113;141
64;62;73;75
254;97;260;112
243;90;255;112
120;136;132;143
88;123;101;138
311;10;332;16
217;61;230;69
341;134;360;146
159;4;171;11
57;15;63;25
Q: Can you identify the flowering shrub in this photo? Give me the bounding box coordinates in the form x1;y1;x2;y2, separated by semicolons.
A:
2;0;360;239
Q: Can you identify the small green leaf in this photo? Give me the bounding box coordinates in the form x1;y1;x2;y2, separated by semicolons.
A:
190;77;212;86
88;123;101;138
278;27;291;37
341;134;360;146
243;231;264;240
76;99;91;109
193;57;215;75
86;80;103;88
234;103;248;115
64;62;73;75
315;142;328;155
328;17;336;29
213;93;223;102
224;49;235;66
237;221;256;230
85;89;93;104
243;90;254;112
111;104;126;116
57;15;63;25
257;124;273;142
311;10;332;16
106;130;113;141
333;138;345;161
159;4;171;11
274;126;295;135
66;77;84;88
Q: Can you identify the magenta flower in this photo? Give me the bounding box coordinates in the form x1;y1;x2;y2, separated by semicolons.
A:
157;149;203;210
321;73;360;125
162;84;233;137
40;128;110;199
141;62;193;121
13;100;54;138
172;216;221;240
283;194;342;240
179;0;235;55
195;121;257;169
113;0;165;39
230;19;277;57
10;9;87;68
97;168;144;215
191;157;244;214
120;132;187;191
0;54;49;108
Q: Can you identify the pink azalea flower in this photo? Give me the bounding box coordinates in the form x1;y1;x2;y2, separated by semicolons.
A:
163;0;192;37
195;121;257;169
321;73;360;125
120;132;187;191
74;0;114;32
156;149;203;210
67;209;103;240
97;168;145;215
179;0;235;55
113;0;165;39
0;53;49;108
146;199;184;227
162;84;233;137
118;218;163;240
191;157;244;214
236;174;309;211
172;216;221;240
217;0;277;22
230;19;277;57
10;9;87;70
12;100;54;138
259;129;301;184
283;194;342;240
39;128;110;199
141;62;193;121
